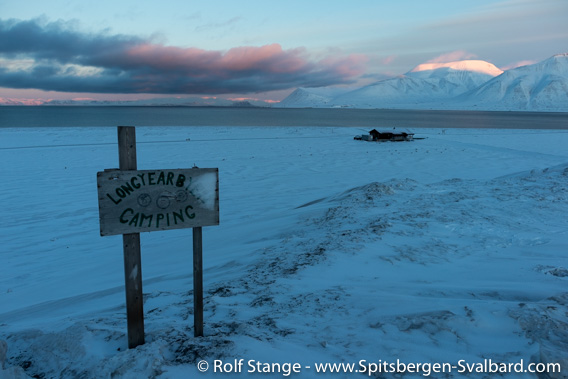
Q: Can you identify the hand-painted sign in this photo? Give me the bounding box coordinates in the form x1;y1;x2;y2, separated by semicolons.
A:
97;168;219;236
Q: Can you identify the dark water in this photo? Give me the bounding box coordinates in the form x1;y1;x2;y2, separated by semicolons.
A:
1;106;567;129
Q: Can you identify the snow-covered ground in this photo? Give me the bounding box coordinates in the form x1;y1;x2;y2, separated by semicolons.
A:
1;126;567;378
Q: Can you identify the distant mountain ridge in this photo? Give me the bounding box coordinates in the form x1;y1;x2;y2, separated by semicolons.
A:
0;96;270;107
277;54;568;112
277;87;354;108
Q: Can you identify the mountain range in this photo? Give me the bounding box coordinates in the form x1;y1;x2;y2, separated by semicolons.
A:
277;53;568;112
2;54;566;111
0;96;267;107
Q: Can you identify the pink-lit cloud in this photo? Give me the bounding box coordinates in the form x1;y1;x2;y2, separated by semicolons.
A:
381;55;396;65
0;18;368;95
226;96;281;104
319;54;368;77
426;50;478;63
227;97;258;101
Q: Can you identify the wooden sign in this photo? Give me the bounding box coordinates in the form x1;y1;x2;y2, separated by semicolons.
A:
97;168;219;236
99;126;216;347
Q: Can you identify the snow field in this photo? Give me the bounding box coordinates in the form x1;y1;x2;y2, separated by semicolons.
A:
0;126;567;378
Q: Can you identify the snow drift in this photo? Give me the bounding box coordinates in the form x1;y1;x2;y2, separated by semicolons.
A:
1;126;567;378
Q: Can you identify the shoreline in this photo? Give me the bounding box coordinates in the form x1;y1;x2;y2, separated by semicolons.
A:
1;107;568;129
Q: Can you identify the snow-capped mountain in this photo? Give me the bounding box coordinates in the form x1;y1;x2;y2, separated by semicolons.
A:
282;60;503;109
408;60;504;78
276;88;334;108
406;60;503;90
453;53;568;111
277;54;568;112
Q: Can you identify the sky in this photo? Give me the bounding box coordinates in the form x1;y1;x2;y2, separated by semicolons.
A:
0;0;566;103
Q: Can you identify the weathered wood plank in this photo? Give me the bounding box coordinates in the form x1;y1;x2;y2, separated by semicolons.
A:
118;126;145;349
193;227;204;337
122;232;144;348
118;126;138;171
97;168;219;236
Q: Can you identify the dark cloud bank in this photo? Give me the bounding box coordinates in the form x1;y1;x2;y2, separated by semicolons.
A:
0;18;366;94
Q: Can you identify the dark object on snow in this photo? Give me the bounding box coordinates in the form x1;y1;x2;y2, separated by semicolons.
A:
354;129;414;142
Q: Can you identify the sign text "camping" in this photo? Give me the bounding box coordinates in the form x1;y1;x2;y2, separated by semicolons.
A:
97;168;219;236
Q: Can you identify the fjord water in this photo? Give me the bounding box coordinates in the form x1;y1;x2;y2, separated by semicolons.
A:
1;106;567;129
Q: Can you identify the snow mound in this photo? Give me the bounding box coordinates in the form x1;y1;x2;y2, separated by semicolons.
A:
0;340;6;369
0;340;31;379
510;293;568;379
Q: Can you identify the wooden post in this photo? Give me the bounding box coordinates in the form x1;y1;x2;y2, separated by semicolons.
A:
118;126;145;348
193;227;204;337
